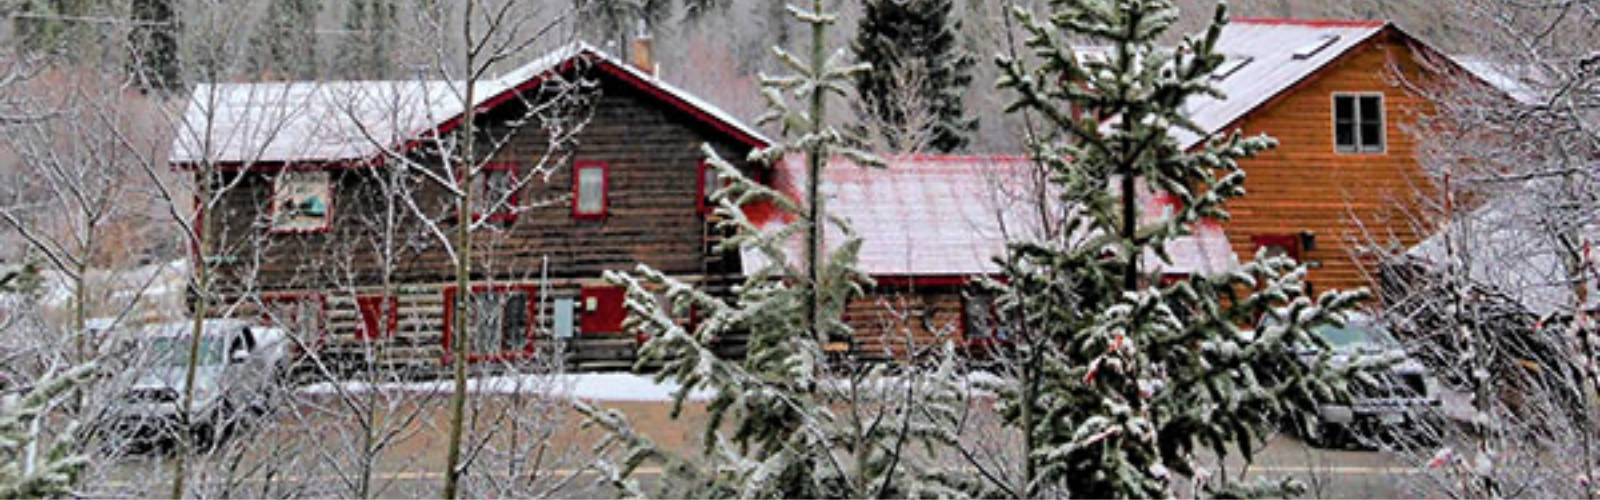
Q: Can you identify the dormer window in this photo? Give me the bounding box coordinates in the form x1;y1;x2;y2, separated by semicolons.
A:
1333;93;1385;154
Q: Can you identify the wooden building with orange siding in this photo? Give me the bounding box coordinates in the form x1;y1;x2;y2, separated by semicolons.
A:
1160;18;1479;299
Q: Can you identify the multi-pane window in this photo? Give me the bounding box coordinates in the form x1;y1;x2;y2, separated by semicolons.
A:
444;286;536;361
465;289;531;354
473;162;519;223
1334;94;1384;153
573;161;608;219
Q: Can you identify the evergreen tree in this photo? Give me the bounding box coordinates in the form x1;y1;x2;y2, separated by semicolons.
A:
11;0;102;57
990;0;1375;497
248;0;321;80
579;1;967;498
852;0;976;153
127;0;179;91
0;364;94;498
0;261;42;295
574;0;730;58
336;0;398;80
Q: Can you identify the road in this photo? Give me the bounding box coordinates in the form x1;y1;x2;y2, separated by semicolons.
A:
83;394;1437;498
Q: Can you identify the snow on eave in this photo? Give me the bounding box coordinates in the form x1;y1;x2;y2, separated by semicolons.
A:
168;41;770;167
1451;56;1547;105
1406;194;1600;316
570;42;772;149
1175;20;1391;150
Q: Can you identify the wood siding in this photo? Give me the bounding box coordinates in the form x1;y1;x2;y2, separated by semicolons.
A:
1221;31;1438;299
846;286;965;361
204;70;756;369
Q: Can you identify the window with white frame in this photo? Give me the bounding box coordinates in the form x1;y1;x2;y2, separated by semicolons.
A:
1333;93;1385;153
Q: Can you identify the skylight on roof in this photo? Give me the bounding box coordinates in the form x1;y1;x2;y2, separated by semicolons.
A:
1211;56;1254;81
1292;34;1341;60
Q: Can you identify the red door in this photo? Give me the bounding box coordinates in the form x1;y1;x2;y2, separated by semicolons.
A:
580;286;627;335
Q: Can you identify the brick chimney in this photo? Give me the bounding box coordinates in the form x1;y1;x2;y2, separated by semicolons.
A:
630;34;655;75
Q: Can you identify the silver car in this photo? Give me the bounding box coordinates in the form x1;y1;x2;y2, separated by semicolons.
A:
1298;314;1440;448
100;319;288;451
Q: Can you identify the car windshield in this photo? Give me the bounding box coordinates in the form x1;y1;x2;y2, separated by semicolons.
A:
1313;319;1396;351
147;336;226;368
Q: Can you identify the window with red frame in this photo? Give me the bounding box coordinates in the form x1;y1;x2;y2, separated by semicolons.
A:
696;160;721;215
260;293;326;351
443;286;536;361
269;170;333;234
573;161;608;219
473;162;520;223
356;295;399;340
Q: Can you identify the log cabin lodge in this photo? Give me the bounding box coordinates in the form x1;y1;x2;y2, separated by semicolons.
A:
169;19;1495;372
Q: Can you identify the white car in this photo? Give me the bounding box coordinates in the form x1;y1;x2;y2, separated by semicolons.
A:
100;319;288;450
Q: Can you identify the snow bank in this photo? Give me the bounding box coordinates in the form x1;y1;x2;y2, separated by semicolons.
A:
299;371;1001;403
298;372;715;403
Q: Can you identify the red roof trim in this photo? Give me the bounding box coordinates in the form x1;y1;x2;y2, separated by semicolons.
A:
871;275;974;287
412;50;769;157
429;58;581;138
1192;23;1509;153
1186;24;1392;151
590;58;768;150
181;48;768;171
877;154;1034;163
1232;17;1387;28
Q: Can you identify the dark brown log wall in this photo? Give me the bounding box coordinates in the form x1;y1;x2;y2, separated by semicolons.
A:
204;69;759;369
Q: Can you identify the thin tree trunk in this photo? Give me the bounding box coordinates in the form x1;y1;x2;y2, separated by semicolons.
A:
170;174;212;499
442;1;479;496
1120;169;1137;291
1020;342;1038;498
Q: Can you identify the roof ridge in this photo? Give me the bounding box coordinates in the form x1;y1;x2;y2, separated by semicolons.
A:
881;153;1034;162
1231;17;1388;28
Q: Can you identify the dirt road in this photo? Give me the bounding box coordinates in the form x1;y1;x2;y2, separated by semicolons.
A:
86;393;1434;498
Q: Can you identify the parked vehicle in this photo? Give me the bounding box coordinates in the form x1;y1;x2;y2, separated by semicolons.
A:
99;319;288;451
1290;313;1441;448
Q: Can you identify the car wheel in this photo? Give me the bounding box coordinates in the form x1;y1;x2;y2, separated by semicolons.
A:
1304;420;1349;449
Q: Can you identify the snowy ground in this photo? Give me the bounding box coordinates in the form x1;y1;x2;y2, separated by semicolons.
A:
299;371;1004;403
299;372;717;402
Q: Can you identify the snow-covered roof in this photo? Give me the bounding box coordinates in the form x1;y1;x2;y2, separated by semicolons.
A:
1166;19;1391;150
169;42;769;165
1452;56;1547;105
742;155;1238;279
1407;194;1599;316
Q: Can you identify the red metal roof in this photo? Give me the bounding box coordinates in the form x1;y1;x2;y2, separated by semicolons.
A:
742;155;1239;279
